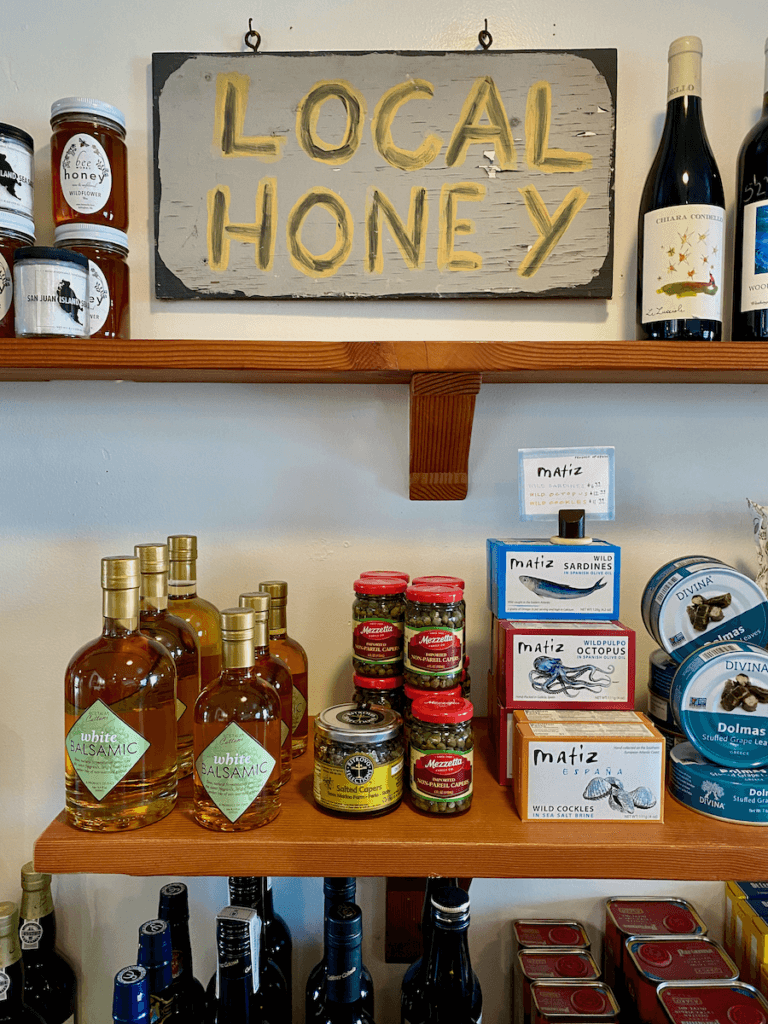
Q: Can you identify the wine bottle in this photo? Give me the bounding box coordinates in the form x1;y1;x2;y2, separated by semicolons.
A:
401;886;481;1024
157;883;206;1023
0;902;46;1024
137;919;181;1024
206;908;262;1024
306;879;374;1024
258;580;309;757
400;877;459;1024
18;862;77;1024
733;39;768;339
113;966;150;1024
637;36;725;340
317;904;374;1024
262;879;291;999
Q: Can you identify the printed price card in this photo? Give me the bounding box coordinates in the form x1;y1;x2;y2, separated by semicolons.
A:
518;447;615;520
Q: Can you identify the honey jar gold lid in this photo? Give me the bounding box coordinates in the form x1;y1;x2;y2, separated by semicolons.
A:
259;580;287;605
21;861;51;891
168;535;197;560
101;556;140;590
134;544;169;573
0;902;19;938
239;591;270;618
221;607;255;640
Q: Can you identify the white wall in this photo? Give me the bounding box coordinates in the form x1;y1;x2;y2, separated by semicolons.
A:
2;1;765;1020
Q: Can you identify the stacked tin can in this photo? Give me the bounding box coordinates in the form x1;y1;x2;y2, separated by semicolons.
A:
0;122;35;337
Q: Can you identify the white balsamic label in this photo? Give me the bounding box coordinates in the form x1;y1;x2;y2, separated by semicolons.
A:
642;204;725;324
87;259;110;333
741;199;768;313
0;252;12;324
60;133;112;213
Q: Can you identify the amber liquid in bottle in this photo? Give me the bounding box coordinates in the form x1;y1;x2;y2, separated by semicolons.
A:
65;556;178;832
167;535;222;694
259;580;309;757
50;111;128;230
136;544;200;779
193;607;282;831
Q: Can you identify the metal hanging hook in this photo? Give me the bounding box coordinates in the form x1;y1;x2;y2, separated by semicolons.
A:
244;19;261;52
478;19;492;50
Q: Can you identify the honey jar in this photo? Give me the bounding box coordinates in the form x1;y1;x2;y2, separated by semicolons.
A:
0;122;34;221
0;211;34;337
54;224;129;338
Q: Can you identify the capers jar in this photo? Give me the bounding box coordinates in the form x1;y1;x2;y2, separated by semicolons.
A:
352;576;406;677
409;695;473;816
402;680;462;745
404;584;465;690
353;673;405;715
359;570;410;583
313;703;404;818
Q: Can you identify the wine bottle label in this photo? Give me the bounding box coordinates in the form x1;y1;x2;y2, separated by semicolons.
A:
741;198;768;312
0;970;8;1000
410;745;474;803
65;700;150;800
196;721;276;822
292;686;307;732
60;133;112;214
19;920;43;949
0;253;11;324
150;990;174;1023
642;204;724;324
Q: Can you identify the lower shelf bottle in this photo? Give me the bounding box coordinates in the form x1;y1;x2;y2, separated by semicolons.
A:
157;883;205;1023
317;903;374;1024
19;862;77;1024
137;919;181;1024
400;876;459;1024
113;966;150;1024
206;907;265;1024
227;877;291;1021
0;902;47;1024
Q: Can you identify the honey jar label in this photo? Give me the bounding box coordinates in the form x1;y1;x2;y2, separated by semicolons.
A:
60;133;112;214
0;253;11;324
195;722;276;823
405;625;463;676
410;746;473;802
86;259;110;334
65;699;150;801
314;752;403;812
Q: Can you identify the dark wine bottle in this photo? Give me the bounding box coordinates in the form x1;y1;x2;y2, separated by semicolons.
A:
262;879;291;998
637;35;725;340
157;883;206;1023
206;909;262;1024
733;39;768;339
113;966;150;1024
0;902;46;1024
306;878;374;1024
137;920;182;1024
400;886;481;1024
317;904;374;1024
222;880;289;1023
18;862;77;1024
400;877;459;1024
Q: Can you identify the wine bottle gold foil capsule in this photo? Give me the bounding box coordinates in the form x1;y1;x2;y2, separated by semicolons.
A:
259;580;288;607
239;591;270;619
221;607;255;641
101;556;140;590
0;901;19;937
20;861;51;891
134;543;169;573
168;535;197;560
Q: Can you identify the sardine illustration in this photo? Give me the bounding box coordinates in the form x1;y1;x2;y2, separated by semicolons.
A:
519;575;607;599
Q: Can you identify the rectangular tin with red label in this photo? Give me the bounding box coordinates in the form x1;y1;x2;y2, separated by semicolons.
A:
513;920;591;961
604;898;707;1001
657;981;768;1024
531;981;620;1024
515;950;601;1024
624;936;738;1024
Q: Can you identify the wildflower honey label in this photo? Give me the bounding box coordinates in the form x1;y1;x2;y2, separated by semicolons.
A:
60;133;112;214
65;699;150;801
195;721;276;823
642;204;724;325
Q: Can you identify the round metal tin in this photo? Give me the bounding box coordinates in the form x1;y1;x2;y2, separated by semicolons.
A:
650;649;676;700
669;742;768;825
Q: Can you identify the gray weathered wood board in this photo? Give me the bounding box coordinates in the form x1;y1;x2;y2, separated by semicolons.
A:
152;50;616;300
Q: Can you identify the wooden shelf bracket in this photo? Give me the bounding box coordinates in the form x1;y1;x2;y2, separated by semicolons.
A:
409;372;482;501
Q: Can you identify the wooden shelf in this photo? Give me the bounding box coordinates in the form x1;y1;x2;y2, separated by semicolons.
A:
34;721;768;880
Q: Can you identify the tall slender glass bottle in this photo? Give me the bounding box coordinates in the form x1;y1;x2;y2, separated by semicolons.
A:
227;878;291;1017
167;535;222;692
306;879;374;1024
19;862;77;1024
113;966;150;1024
136;543;200;778
258;581;309;757
157;883;206;1022
262;879;291;999
637;36;725;340
733;39;768;339
318;904;374;1024
239;592;293;787
137;919;181;1024
0;902;46;1024
400;876;459;1022
206;908;262;1024
193;608;282;831
400;887;481;1024
65;556;178;831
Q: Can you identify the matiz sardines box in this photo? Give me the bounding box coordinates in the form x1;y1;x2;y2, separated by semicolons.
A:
487;538;621;621
494;618;635;708
513;714;665;821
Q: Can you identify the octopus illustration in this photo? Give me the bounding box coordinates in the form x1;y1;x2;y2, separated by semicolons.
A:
528;656;613;696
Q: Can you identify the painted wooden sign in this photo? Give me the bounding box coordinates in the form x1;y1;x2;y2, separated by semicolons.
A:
152;50;616;300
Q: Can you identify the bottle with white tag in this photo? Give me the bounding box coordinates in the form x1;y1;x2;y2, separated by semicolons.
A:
18;863;77;1024
207;907;263;1024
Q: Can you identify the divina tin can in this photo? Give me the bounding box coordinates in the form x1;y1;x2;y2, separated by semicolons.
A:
13;247;89;338
515;950;600;1024
0;211;34;337
530;982;619;1024
657;981;768;1024
0;123;34;221
650;649;676;701
669;741;768;824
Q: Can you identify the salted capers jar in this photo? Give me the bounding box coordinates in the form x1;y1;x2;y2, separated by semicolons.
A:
352;576;406;677
353;673;405;715
313;703;404;818
402;680;462;745
404;584;465;690
409;695;474;816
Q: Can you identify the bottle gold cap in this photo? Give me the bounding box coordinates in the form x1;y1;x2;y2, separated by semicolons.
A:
668;35;702;59
21;861;51;892
221;607;255;640
239;591;270;619
258;580;287;606
101;556;141;590
168;535;197;560
0;902;18;938
134;543;169;573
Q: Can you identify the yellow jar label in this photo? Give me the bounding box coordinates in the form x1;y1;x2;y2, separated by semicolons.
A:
314;751;403;812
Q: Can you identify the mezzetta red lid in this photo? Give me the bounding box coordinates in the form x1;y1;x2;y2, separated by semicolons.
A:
359;570;410;582
406;583;463;603
411;695;473;723
404;682;461;701
412;575;466;590
353;674;404;690
353;576;407;595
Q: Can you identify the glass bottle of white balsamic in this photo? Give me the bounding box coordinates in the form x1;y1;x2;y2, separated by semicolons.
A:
19;863;77;1024
65;556;178;831
167;535;222;694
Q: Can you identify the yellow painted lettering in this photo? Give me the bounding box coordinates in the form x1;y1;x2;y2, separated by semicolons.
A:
438;182;485;272
517;185;589;278
287;188;353;278
525;81;592;173
296;80;366;165
366;186;428;273
206;180;277;272
213;73;285;161
371;80;442;170
445;77;516;169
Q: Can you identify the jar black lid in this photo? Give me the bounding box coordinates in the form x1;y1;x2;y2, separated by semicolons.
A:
558;508;585;539
13;246;88;270
0;122;34;148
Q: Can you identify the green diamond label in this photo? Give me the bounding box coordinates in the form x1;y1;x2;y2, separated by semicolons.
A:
292;687;307;731
175;697;186;722
281;719;289;745
65;700;150;801
196;722;276;823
